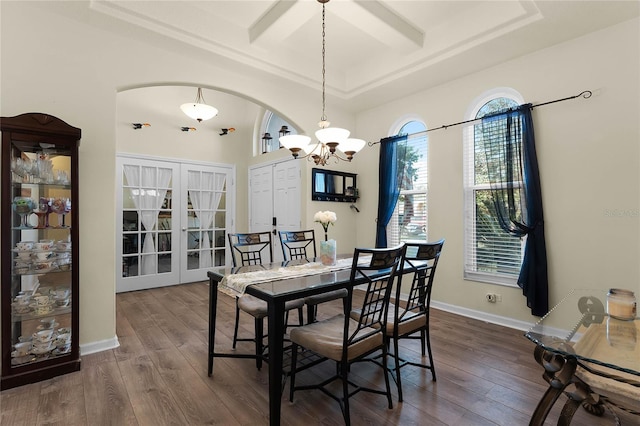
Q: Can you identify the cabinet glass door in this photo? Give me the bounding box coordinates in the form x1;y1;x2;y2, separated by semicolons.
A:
8;144;74;367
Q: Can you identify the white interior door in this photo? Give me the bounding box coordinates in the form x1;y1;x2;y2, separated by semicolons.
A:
249;160;301;262
180;164;233;283
117;156;233;292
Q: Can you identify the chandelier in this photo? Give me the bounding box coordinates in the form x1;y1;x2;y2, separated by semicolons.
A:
180;87;218;122
280;0;366;166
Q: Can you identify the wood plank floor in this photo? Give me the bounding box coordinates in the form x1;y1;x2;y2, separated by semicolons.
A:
0;281;632;425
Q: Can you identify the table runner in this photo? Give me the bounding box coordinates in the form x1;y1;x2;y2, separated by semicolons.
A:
219;257;356;296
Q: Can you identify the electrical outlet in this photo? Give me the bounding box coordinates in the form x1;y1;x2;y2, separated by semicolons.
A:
486;293;497;303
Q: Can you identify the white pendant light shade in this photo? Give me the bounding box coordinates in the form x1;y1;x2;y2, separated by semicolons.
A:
181;88;218;122
180;102;218;122
338;138;366;154
280;134;311;150
315;127;350;144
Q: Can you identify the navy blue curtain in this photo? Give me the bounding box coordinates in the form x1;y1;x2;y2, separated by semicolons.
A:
375;135;408;248
481;104;548;316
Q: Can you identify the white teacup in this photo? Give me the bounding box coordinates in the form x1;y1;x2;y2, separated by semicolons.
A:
16;251;32;260
56;241;72;250
56;251;70;259
34;329;53;342
34;295;50;306
55;333;71;346
35;241;53;250
32;340;54;352
16;241;34;250
33;260;54;271
35;251;53;261
15;295;30;306
54;288;70;299
13;342;32;357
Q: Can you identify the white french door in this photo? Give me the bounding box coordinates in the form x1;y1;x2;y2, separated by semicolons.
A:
116;155;234;292
180;164;231;283
249;160;301;262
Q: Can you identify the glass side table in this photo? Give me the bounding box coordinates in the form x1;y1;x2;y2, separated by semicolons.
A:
525;289;639;425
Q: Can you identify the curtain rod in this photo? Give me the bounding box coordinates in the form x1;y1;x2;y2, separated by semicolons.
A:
369;89;592;145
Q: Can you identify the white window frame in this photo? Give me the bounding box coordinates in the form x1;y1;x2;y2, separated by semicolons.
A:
387;117;428;247
463;88;525;287
259;111;300;155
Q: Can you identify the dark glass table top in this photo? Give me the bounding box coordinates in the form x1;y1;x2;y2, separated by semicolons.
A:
525;289;639;377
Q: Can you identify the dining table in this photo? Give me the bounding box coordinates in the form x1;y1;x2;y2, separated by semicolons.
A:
524;288;639;425
206;254;424;426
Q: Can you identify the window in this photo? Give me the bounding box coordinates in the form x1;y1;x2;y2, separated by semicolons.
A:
260;111;300;154
464;90;524;285
388;121;428;246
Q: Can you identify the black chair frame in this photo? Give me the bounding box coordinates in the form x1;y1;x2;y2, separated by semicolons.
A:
387;239;444;402
289;245;406;425
227;231;303;370
278;229;316;261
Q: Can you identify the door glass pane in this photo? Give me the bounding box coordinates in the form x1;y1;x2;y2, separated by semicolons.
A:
123;211;138;232
123;256;138;277
187;250;200;270
158;232;171;252
123;234;139;254
158;253;171;273
122;187;137;209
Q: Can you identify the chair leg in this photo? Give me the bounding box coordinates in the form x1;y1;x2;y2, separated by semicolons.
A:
289;343;298;402
387;340;397;407
232;297;241;349
392;336;403;402
426;329;436;381
420;329;426;356
255;318;264;370
297;307;304;326
306;304;315;324
341;360;351;426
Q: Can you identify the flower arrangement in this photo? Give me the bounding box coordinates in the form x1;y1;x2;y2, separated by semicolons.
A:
314;210;337;241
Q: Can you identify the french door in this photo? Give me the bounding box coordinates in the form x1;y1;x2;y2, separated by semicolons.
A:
116;155;234;292
249;160;301;262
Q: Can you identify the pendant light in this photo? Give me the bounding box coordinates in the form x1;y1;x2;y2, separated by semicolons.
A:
280;0;366;166
180;87;218;122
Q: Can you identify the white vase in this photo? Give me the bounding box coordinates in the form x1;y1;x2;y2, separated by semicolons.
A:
320;239;337;266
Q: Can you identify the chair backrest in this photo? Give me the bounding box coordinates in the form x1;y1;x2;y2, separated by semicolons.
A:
278;230;316;261
345;244;406;350
227;232;273;267
396;239;445;323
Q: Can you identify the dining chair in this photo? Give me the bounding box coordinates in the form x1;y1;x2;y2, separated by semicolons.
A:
288;244;406;425
352;239;444;402
278;230;348;323
227;231;304;370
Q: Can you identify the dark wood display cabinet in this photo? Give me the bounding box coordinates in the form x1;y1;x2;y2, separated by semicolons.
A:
1;113;81;390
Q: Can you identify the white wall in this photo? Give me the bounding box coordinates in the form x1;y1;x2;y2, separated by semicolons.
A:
354;18;640;324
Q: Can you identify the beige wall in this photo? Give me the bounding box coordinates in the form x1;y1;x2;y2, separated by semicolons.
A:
354;18;640;324
1;0;638;353
0;1;359;350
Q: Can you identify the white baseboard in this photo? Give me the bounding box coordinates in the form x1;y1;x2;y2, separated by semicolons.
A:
80;335;120;356
431;300;534;332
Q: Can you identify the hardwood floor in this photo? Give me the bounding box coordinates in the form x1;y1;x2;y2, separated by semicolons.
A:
0;281;631;425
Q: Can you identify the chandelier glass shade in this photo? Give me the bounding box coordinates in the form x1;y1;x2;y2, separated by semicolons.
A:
280;0;365;166
180;88;218;122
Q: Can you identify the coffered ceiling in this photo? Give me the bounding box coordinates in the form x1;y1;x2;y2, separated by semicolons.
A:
90;0;638;112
